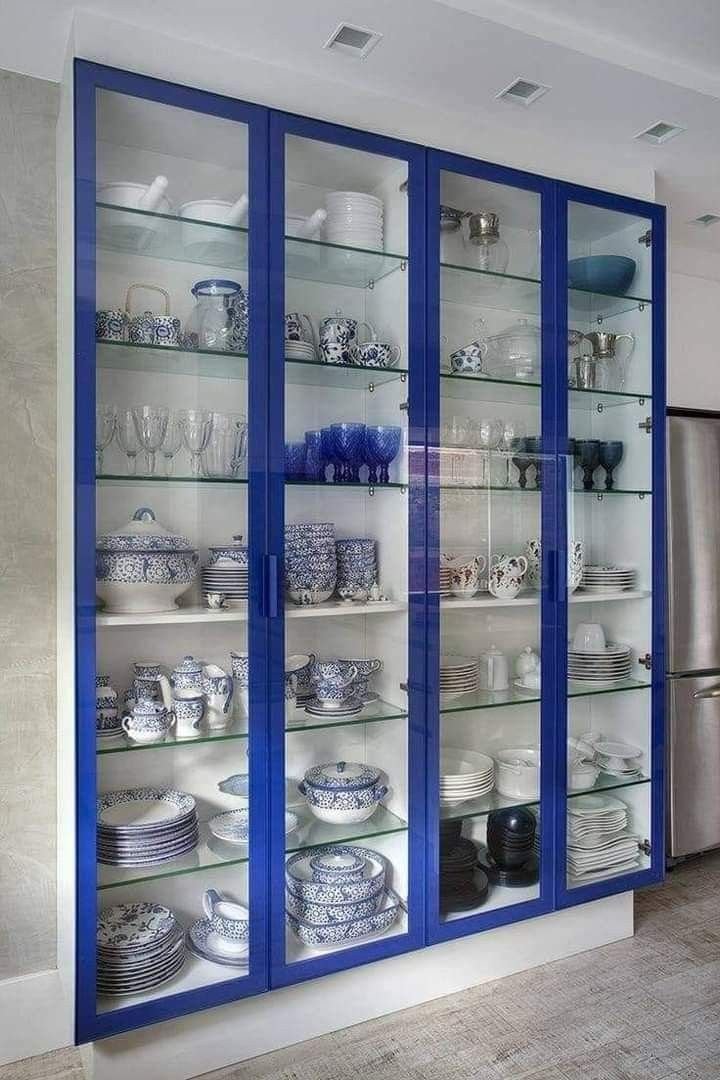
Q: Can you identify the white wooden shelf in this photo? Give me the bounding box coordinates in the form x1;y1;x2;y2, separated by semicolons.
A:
440;589;650;611
97;600;407;627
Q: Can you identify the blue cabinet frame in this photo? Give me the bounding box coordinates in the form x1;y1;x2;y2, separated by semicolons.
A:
73;59;666;1044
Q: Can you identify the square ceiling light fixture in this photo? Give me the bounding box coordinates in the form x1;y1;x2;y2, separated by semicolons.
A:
496;77;550;106
323;23;383;59
635;120;686;145
690;213;720;227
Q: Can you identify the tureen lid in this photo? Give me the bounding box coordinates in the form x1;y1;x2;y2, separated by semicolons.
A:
489;317;540;342
96;507;194;552
208;534;248;555
303;761;381;791
173;655;202;674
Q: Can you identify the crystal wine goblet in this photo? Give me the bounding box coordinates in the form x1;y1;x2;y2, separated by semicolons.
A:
116;408;140;475
525;436;543;489
500;419;527;487
577;439;601;492
95;404;116;475
132;404;169;476
179;409;214;477
511;437;532;489
365;425;402;485
160;413;183;477
598;440;624;491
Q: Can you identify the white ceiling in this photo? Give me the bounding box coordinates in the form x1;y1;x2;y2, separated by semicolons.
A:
3;0;720;256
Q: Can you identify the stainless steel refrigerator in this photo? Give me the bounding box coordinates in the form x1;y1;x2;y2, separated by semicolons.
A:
668;409;720;858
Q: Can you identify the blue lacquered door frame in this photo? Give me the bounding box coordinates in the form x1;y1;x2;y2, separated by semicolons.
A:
554;184;666;908
74;60;270;1043
266;110;427;987
425;150;558;943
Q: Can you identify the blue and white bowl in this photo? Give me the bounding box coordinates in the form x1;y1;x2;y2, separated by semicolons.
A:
286;845;386;903
299;762;387;824
285;889;380;925
206;535;248;568
286;888;402;947
304;761;381;790
309;849;366;883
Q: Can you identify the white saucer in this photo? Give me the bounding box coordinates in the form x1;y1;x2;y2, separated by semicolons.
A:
187;918;249;967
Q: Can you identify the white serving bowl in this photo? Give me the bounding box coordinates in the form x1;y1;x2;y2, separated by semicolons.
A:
494;748;540;800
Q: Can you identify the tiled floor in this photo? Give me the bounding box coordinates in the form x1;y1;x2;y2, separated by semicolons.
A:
6;852;720;1080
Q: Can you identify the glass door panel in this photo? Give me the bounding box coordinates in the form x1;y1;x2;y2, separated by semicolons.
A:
91;86;262;1025
434;166;547;927
564;200;655;892
278;131;415;969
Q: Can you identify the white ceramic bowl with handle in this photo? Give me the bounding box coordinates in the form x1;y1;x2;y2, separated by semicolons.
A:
494;748;540;799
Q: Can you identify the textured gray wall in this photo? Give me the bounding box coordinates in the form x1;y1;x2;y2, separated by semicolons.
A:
0;69;59;978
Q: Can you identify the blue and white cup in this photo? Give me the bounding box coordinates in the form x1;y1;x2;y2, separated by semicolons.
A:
319;340;353;365
96;308;129;342
354;341;401;368
230;651;250;720
285;312;315;344
153;314;182;348
121;702;174;745
450;338;488;374
173;689;205;738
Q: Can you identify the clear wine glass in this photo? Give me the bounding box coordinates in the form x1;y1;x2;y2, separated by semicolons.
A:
160;413;183;477
132;405;169;475
115;409;140;475
179;408;214;477
95;404;116;475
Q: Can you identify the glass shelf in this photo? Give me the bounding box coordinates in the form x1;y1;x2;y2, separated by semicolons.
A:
440;262;540;314
440;371;540;403
568;285;651;322
569;386;651;407
440;484;652;496
96;202;406;288
97;822;248;891
286;699;407;733
440;678;650;714
441;790;539;823
440;590;650;611
97;474;248;485
285;804;407;855
567;774;651;799
287;480;407;492
97;340;407;389
96;599;407;627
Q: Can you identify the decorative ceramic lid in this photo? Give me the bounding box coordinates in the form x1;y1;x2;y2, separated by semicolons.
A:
303;761;381;791
208;534;248;560
172;655;202;675
97;508;194;553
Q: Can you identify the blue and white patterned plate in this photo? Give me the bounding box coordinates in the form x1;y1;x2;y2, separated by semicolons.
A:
97;902;177;950
209;809;298;845
97;788;196;829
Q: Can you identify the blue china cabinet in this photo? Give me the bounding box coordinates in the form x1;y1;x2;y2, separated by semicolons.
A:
74;59;666;1043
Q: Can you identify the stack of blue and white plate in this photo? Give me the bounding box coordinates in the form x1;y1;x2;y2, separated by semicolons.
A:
285;522;337;603
201;535;249;603
97;788;199;867
285;844;402;948
97;902;186;996
335;538;377;592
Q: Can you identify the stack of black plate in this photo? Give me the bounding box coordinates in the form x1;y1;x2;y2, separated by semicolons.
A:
479;807;539;887
439;819;489;914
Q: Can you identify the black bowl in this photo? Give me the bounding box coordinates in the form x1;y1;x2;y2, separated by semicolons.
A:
487;807;537;836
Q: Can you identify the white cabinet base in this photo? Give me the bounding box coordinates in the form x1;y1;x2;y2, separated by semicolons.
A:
83;891;632;1080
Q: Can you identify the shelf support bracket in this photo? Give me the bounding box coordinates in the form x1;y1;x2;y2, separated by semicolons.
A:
639;839;652;856
638;229;652;247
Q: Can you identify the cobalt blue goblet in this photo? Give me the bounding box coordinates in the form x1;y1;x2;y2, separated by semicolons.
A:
304;429;325;483
285;441;306;480
331;423;366;483
365;425;402;484
320;427;340;483
362;428;380;485
577;439;601;491
598;440;624;491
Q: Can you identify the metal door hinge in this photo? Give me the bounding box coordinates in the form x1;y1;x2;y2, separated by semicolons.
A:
639;229;652;247
400;680;409;693
638;416;652;433
639;653;652;670
638;839;652;856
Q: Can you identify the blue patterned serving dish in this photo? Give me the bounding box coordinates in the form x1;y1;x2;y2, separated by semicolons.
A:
286;888;402;946
285;845;386;903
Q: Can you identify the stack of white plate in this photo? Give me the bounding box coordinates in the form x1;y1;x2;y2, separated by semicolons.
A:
325;191;384;250
201;559;249;603
440;655;478;697
97;902;186;996
440;749;495;805
439;560;453;596
97;788;199;867
567;643;632;687
593;739;644;779
567;794;640;883
285;339;316;363
579;566;636;593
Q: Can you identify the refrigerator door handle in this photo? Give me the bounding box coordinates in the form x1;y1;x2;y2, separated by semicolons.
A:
692;685;720;700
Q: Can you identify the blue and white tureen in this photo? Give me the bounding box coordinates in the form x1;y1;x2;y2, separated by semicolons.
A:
298;760;388;825
96;507;199;614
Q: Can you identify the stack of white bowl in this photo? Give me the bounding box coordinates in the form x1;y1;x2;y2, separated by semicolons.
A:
439;749;495;805
325;191;384;251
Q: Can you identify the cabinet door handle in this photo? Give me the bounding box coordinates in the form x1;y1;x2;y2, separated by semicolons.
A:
693;685;720;700
263;554;279;619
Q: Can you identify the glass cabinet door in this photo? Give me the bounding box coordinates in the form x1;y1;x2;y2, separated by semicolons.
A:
559;192;665;902
76;67;268;1040
426;153;555;940
267;116;425;984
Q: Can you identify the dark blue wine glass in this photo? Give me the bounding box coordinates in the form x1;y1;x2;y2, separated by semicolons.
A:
285;441;306;480
304;429;325;482
321;427;340;483
331;423;366;483
363;429;380;485
598;440;624;491
365;425;402;484
577;439;601;491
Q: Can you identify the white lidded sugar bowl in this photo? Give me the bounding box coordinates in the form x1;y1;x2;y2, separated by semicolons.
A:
95;507;199;614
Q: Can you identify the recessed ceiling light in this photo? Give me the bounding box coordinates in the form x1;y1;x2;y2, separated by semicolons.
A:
690;213;720;227
323;23;382;59
496;78;550;106
635;121;686;145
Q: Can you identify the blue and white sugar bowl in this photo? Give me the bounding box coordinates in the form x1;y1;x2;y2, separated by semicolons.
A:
170;655;204;693
121;699;174;745
96;507;199;614
298;760;388;824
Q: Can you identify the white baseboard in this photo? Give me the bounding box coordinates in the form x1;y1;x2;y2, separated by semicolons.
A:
0;969;74;1066
85;892;632;1080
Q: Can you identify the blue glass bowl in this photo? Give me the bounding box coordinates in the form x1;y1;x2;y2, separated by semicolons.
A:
567;256;636;296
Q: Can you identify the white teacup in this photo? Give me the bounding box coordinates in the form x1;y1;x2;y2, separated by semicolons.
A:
573;622;606;653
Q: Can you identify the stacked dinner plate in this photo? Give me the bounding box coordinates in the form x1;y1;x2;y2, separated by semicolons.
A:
325;191;384;250
593;739;644;779
97;788;199;867
440;655;479;698
440;749;495;805
439;558;453;597
567;794;640;884
201;537;249;603
97;902;186;996
285;338;316;363
567;643;632;687
579;565;636;593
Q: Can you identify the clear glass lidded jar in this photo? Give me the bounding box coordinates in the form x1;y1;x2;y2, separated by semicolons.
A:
183;278;247;352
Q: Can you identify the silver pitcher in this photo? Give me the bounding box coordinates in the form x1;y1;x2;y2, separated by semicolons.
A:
570;354;605;391
583;331;635;390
